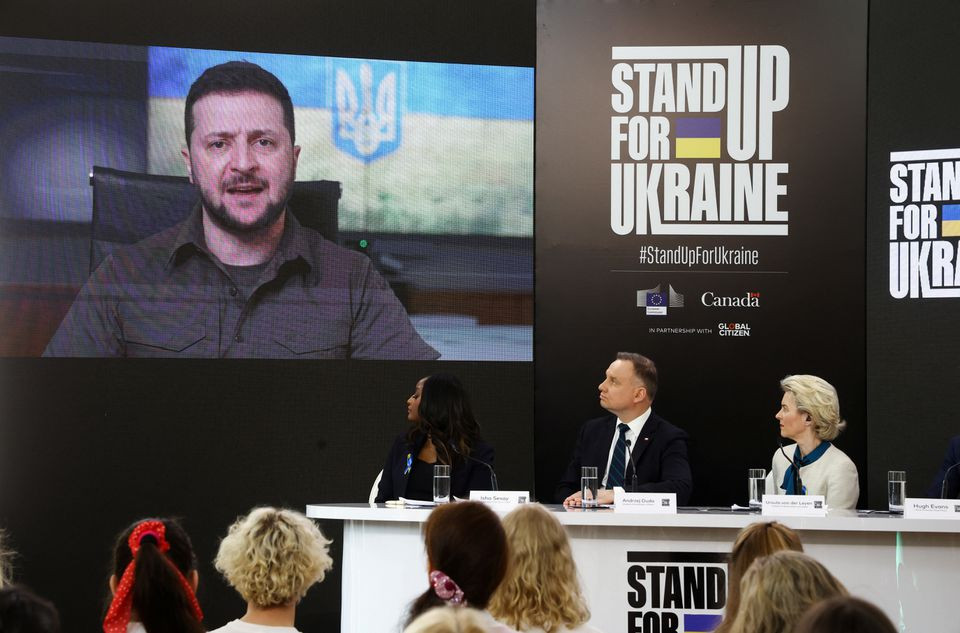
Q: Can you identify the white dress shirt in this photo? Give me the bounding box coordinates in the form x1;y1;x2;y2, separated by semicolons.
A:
601;408;652;487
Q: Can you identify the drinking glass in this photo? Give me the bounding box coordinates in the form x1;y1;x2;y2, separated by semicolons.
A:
748;468;766;508
888;470;906;513
433;464;451;504
581;466;599;508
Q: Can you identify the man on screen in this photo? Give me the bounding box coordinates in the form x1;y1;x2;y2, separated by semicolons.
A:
45;61;438;359
556;352;692;505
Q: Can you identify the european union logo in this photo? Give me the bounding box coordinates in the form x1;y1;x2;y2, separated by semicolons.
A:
646;292;668;316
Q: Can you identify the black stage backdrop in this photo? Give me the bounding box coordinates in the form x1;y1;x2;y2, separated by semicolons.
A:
0;1;535;631
535;0;868;506
866;0;960;506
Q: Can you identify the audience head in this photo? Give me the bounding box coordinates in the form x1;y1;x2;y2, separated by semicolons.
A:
215;506;333;609
414;374;482;465
489;504;589;632
716;522;803;633
105;518;203;633
780;374;846;440
403;606;490;633
794;595;897;633
406;502;508;627
0;585;61;633
730;550;847;633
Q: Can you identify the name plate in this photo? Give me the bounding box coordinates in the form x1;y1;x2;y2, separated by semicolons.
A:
903;497;960;519
470;490;530;508
613;488;677;514
761;494;827;517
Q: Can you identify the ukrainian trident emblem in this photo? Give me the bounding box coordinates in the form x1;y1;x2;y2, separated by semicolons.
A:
333;60;403;162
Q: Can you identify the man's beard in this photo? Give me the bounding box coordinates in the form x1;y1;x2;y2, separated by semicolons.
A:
198;176;293;234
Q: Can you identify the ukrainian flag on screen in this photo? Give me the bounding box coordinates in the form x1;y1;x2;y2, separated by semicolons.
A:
684;613;722;632
942;205;960;237
144;47;534;237
674;118;721;159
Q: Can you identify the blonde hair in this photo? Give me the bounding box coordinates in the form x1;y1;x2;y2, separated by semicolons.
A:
730;551;847;633
488;504;590;632
215;507;333;608
714;522;803;633
403;606;489;633
780;375;847;441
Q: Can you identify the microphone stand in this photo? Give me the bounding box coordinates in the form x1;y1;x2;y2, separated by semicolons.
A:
625;438;639;493
941;462;960;499
779;440;804;495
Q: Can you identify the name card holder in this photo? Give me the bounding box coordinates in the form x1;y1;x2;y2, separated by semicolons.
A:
614;488;677;514
470;490;530;508
903;497;960;519
761;494;827;517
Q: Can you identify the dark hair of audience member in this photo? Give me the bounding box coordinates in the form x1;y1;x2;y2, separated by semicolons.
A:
794;595;897;633
411;374;482;467
0;585;61;633
107;518;203;633
405;502;508;627
714;521;803;633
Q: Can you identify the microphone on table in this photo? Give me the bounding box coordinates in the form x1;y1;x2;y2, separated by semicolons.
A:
941;461;960;499
451;443;498;491
466;453;499;491
625;438;639;493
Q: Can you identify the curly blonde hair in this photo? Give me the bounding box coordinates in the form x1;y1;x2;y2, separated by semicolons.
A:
214;507;333;608
488;504;590;632
403;606;489;633
730;551;847;633
781;375;847;441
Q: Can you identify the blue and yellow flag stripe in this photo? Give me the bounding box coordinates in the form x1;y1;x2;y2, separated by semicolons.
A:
674;117;721;159
684;613;722;632
942;204;960;237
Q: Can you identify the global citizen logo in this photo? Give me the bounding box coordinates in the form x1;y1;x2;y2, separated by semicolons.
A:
637;284;684;315
701;291;760;307
718;322;751;336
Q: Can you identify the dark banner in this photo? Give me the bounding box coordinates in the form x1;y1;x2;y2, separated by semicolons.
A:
866;0;960;507
535;0;867;504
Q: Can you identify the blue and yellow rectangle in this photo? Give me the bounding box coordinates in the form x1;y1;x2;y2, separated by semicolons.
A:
942;204;960;237
684;613;722;632
675;118;721;159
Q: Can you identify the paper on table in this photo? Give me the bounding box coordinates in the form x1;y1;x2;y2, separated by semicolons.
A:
396;497;437;507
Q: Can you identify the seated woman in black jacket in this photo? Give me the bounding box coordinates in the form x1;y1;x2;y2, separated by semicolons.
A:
375;373;495;502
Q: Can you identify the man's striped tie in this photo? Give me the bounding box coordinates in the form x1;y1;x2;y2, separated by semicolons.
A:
607;423;630;488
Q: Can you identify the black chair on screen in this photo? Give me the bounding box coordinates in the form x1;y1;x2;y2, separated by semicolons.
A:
88;166;342;273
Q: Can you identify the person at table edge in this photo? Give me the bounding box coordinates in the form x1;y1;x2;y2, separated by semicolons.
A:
556;352;692;506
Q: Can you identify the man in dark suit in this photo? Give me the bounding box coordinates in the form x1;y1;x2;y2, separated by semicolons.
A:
556;352;692;505
927;435;960;498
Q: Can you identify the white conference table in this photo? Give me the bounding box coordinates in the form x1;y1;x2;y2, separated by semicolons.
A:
306;503;960;632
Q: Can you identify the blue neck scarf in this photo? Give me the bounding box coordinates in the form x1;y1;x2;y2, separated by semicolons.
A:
781;441;831;495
